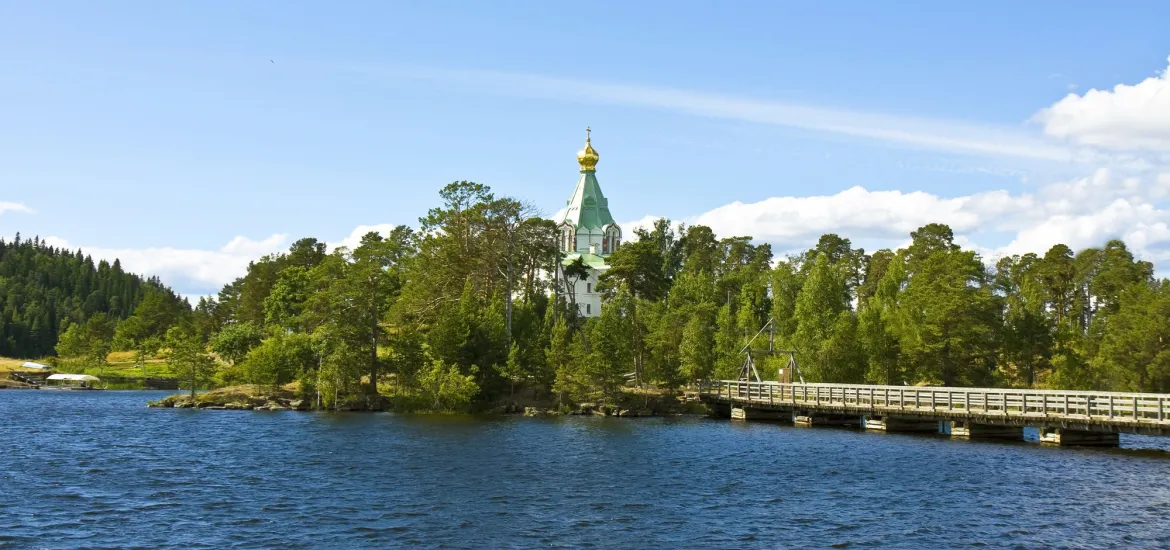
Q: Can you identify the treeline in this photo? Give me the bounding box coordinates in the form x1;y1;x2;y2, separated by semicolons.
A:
0;234;187;358
29;181;1170;410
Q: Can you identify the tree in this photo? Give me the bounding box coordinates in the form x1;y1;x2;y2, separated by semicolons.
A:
792;254;851;382
679;305;716;381
209;321;264;366
597;238;667;384
241;332;314;392
55;314;115;374
896;225;999;386
496;342;524;397
166;325;215;398
586;293;635;403
1097;282;1170;392
418;347;480;411
561;256;590;319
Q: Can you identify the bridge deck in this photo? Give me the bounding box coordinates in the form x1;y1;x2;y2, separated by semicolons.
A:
698;380;1170;435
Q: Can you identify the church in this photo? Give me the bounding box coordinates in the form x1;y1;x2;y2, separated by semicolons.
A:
554;128;621;318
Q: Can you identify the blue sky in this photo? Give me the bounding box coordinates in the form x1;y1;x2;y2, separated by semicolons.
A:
3;1;1170;296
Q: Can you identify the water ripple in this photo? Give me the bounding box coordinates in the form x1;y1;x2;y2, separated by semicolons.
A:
4;391;1170;548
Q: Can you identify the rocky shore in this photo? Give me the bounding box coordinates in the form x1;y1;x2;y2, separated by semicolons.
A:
148;386;708;416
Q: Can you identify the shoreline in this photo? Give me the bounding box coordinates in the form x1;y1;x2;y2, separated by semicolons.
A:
146;386;708;416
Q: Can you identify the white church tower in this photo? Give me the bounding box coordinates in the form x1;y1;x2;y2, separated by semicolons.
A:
554;128;621;318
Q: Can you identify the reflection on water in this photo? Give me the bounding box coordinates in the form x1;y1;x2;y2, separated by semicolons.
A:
3;391;1170;548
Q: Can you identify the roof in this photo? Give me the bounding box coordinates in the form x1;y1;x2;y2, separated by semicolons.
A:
563;252;610;270
21;362;51;370
47;374;100;382
558;169;617;232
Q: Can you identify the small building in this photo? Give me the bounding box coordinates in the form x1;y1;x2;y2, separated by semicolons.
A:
552;128;621;318
45;373;101;389
20;361;52;370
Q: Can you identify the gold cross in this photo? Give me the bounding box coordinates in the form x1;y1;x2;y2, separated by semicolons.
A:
585;126;591;141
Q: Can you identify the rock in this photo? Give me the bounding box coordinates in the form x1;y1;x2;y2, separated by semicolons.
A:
204;405;227;410
636;409;653;417
175;401;195;409
289;399;308;411
617;409;631;417
262;401;288;411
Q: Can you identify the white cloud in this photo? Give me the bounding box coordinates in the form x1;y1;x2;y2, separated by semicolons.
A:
1034;56;1170;152
663;167;1170;268
329;224;401;252
0;201;33;215
355;64;1076;162
40;224;413;298
619;215;664;239
42;234;290;297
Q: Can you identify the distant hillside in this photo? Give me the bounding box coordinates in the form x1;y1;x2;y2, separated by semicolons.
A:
0;233;186;358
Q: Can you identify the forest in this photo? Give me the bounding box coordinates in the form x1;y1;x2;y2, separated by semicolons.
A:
7;180;1170;410
0;234;186;359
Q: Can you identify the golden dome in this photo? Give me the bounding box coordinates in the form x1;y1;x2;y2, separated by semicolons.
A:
576;126;599;172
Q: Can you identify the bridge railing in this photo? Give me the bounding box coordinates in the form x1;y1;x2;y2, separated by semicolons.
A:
698;380;1170;425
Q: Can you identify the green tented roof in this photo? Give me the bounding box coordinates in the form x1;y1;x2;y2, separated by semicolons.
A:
558;171;616;231
563;252;609;269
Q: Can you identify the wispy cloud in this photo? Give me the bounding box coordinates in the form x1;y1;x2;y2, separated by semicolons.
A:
0;201;33;216
352;64;1077;162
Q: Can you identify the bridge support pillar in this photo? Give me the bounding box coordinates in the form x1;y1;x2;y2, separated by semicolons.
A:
950;421;1024;441
863;415;939;433
1038;428;1119;447
708;403;732;419
793;411;859;428
731;406;792;422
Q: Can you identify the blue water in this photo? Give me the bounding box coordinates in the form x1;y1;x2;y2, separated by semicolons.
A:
4;391;1170;548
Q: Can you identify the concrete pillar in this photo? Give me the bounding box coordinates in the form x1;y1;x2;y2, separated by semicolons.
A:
950;421;1024;441
1038;428;1120;447
731;406;792;422
864;416;939;433
793;411;859;428
708;403;732;419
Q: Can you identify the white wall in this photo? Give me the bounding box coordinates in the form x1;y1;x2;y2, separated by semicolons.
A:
570;268;604;317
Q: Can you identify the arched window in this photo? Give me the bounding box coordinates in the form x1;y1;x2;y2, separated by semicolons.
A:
561;226;574;252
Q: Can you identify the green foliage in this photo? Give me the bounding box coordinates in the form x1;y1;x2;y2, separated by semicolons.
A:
10;186;1170;406
679;305;716;381
418;347;480;411
0;234;185;358
56;313;116;371
241;332;314;390
209;321;264;365
166;324;215;398
1097;282;1170;392
496;342;524;397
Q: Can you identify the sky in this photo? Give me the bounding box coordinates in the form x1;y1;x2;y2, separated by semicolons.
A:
2;1;1170;297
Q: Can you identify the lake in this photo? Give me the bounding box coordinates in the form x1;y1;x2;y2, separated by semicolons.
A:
4;390;1170;548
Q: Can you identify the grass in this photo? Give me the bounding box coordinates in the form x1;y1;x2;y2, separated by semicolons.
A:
0;356;52;373
1;354;178;381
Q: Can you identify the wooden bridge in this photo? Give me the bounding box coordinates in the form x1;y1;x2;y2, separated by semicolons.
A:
698;380;1170;446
